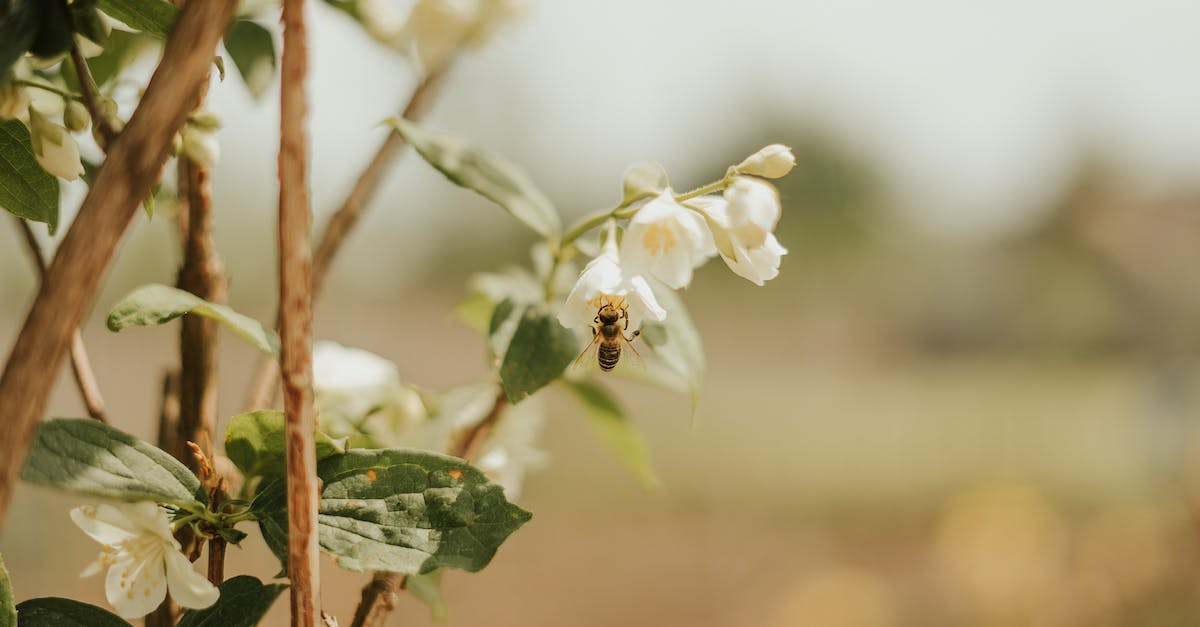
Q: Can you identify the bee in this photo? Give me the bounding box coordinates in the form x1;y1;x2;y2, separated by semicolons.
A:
574;298;642;372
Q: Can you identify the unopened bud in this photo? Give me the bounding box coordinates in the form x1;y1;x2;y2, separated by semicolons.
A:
181;126;219;166
28;106;85;180
63;100;91;132
100;97;118;119
188;110;222;132
734;143;795;179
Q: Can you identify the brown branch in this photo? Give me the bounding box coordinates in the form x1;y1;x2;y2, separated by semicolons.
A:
349;573;406;627
242;69;448;411
12;217;108;421
68;45;117;146
279;0;321;622
350;391;507;627
0;0;236;535
176;157;225;467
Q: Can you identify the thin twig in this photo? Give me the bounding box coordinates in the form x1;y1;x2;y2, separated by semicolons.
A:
279;0;321;621
0;0;237;535
68;45;117;145
242;69;448;411
12;217;108;421
350;391;507;627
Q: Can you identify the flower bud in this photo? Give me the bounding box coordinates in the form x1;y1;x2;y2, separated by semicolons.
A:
181;126;219;166
63;100;91;132
0;83;28;120
100;97;118;119
28;106;85;180
735;143;795;179
188;109;221;132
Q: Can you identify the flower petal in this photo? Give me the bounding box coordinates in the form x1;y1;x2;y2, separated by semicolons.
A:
625;276;666;330
70;505;138;546
164;546;219;610
722;233;787;286
105;548;167;619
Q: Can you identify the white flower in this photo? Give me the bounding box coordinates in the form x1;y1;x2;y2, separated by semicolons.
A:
735;143;796;179
356;0;408;45
314;341;404;420
71;502;219;619
557;237;665;331
28;106;84;180
690;183;788;286
476;396;548;500
619;190;715;289
395;0;526;71
719;176;781;249
181;126;219;166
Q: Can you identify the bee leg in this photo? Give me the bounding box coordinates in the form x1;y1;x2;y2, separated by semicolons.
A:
624;328;640;342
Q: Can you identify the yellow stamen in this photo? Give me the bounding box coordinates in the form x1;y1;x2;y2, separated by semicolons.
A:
641;223;676;256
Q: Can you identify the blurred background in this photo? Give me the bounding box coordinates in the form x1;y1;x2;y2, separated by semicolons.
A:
5;0;1200;625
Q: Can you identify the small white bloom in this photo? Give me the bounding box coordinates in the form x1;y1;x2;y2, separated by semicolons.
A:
71;502;219;619
558;237;665;331
689;185;788;286
735;143;796;179
462;0;527;49
314;341;404;421
356;0;409;45
28;106;85;180
0;83;28;120
720;176;781;249
619;190;715;289
397;0;479;71
181;126;219;166
476;396;548;500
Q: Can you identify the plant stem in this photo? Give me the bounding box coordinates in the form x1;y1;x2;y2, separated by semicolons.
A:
12;217;107;421
454;390;507;459
279;0;321;621
68;45;117;145
11;79;81;102
674;178;728;202
0;0;236;532
242;68;449;412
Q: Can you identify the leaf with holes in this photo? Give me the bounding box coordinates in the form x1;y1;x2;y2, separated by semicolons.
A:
107;284;279;355
21;418;206;506
385;118;560;239
254;449;531;575
0;120;59;234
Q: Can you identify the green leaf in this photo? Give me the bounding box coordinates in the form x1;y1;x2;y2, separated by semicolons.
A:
499;307;579;404
225;410;347;480
97;0;178;38
21;418;206;506
0;554;14;627
385;118;561;239
28;2;73;58
176;576;287;627
562;379;659;489
223;20;275;100
86;30;153;88
453;291;494;335
106;284;279;355
407;571;448;622
0;120;59;235
486;298;523;362
620;162;668;207
0;0;41;84
640;284;705;413
254;449;531;575
14;598;131;627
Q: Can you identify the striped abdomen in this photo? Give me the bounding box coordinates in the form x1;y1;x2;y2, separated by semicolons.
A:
598;342;621;371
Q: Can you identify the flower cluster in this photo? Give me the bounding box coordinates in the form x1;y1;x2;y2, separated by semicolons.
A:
557;144;794;332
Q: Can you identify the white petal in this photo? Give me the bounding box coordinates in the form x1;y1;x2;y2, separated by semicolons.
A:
105;548;167;619
722;233;787;286
723;178;780;249
557;253;622;329
70;505;138;545
624;276;666;330
164;547;219;609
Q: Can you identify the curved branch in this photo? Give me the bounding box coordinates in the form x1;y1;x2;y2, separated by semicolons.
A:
0;0;238;533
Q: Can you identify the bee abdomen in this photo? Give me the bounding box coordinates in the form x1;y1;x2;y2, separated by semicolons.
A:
598;343;621;371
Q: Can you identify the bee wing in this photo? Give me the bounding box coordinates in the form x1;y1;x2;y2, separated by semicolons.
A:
619;332;645;369
571;330;603;371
